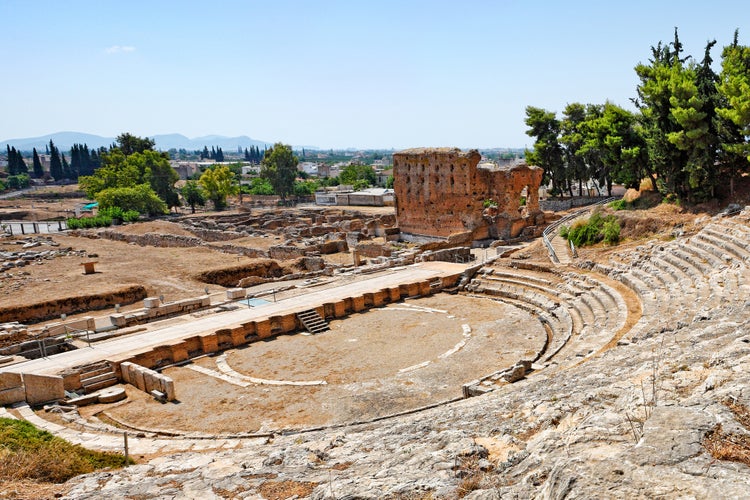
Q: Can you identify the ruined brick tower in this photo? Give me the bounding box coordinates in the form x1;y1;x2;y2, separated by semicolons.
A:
393;148;544;241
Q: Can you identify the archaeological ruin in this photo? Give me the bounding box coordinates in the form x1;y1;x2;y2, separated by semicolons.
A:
393;147;545;242
3;186;750;498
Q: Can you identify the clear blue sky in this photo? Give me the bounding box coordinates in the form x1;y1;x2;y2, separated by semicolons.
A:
1;0;747;149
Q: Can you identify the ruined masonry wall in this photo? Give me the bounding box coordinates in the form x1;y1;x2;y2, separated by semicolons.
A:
393;148;543;240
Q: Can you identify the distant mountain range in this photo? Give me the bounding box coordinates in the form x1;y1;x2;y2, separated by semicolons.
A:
0;132;285;152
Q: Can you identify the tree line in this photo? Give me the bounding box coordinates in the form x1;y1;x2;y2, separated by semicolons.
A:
525;29;750;203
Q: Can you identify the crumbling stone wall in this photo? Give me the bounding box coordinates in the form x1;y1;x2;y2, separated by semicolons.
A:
393;148;544;240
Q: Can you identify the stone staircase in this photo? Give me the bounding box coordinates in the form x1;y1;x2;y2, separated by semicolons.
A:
296;309;330;334
79;361;118;394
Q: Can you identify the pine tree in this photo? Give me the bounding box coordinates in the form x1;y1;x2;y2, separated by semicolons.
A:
716;29;750;196
32;148;44;178
215;147;224;162
201;146;209;159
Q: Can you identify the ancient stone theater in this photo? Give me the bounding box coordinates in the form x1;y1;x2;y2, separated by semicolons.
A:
393;148;544;241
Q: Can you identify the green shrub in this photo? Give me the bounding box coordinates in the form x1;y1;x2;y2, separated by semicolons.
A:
562;210;621;247
608;199;629;211
66;215;112;230
99;206;124;220
96;184;168;216
122;210;140;222
559;225;569;238
6;174;30;189
66;217;81;229
602;219;621;244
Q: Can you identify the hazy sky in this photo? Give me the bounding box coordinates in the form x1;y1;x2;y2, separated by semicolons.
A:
1;0;747;149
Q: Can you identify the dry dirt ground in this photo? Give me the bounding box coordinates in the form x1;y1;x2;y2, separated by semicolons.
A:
1;200;377;321
88;294;544;433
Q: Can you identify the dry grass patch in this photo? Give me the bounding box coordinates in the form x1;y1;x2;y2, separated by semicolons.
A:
0;417;131;484
703;398;750;466
257;479;318;499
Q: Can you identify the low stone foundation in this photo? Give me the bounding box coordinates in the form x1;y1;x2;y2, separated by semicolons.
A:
109;296;211;328
120;361;176;401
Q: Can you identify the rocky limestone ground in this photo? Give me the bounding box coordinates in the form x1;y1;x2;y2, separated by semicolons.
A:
61;220;750;499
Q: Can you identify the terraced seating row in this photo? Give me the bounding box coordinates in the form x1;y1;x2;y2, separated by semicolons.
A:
593;208;750;341
466;263;630;376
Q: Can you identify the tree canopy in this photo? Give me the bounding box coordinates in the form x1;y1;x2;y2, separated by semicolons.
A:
339;163;376;191
525;28;750;202
181;180;206;214
78;133;178;213
260;143;298;200
198;165;238;210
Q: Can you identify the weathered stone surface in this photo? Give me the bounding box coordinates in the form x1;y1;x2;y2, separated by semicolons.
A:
22;373;64;405
393;148;543;240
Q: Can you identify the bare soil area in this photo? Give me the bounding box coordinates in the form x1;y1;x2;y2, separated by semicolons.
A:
94;294;545;433
1;193;386;324
1;233;266;310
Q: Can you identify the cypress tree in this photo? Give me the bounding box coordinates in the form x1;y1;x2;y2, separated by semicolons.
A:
16;148;27;175
49;140;63;181
90;148;101;171
32;148;44;178
62;153;73;179
6;146;15;175
70;144;81;176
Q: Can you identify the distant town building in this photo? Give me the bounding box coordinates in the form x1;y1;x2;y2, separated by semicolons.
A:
314;187;394;207
298;162;320;176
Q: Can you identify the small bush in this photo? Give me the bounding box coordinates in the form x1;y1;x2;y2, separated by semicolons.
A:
608;199;629;211
66;215;112;230
559;225;569;239
122;210;140;222
562;210;621;247
602;219;621;244
99;206;124;220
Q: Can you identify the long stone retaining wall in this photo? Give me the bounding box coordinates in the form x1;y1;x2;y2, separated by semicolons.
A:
94;230;205;248
117;274;461;374
4;272;462;406
0;285;147;324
